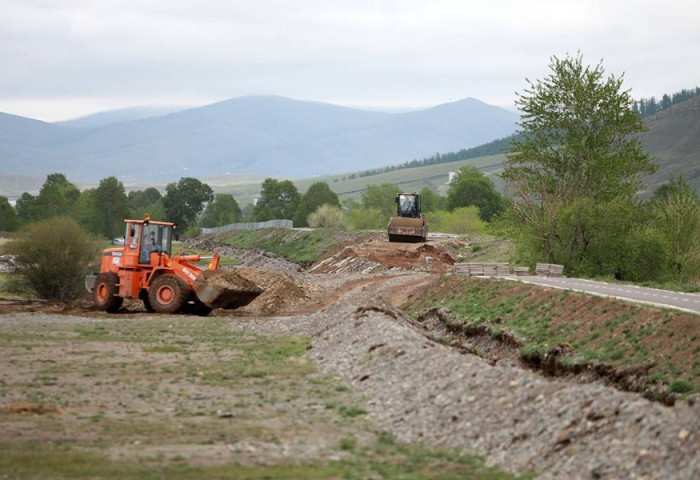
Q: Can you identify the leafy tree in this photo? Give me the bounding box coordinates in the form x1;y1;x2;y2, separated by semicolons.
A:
131;200;166;222
361;183;401;219
163;177;214;233
307;204;347;228
128;188;162;211
655;176;700;282
240;203;256;221
200;194;242;228
348;208;385;230
446;166;505;221
5;217;101;300
503;53;657;272
505;54;656;203
253;178;300;221
15;192;36;224
31;174;81;221
73;189;99;233
294;182;340;227
419;187;446;213
0;196;18;231
93;177;130;238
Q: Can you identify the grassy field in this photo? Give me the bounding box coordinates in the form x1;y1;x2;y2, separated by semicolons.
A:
0;315;525;479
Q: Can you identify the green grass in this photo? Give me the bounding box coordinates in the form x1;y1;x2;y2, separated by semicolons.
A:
0;437;528;480
219;228;346;263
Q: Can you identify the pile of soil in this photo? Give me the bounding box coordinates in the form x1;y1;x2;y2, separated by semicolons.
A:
233;267;309;316
203;270;261;292
308;247;384;274
311;239;456;274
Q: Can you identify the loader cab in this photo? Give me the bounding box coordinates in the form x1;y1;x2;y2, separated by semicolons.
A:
123;217;174;265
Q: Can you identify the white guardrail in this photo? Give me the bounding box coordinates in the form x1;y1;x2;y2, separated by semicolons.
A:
199;219;293;234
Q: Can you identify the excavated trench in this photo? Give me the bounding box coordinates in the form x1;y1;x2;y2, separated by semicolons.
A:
407;306;680;406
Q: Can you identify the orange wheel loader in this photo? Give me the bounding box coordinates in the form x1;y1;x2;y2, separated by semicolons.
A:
85;215;262;315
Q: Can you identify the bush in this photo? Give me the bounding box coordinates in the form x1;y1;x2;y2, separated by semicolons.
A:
4;217;101;300
428;207;487;235
307;204;347;229
348;208;386;230
670;380;694;394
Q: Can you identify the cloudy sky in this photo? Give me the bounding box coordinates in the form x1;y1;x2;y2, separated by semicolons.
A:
1;0;698;121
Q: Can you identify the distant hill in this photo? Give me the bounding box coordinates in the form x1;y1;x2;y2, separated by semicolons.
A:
639;95;700;194
56;106;187;129
0;96;519;194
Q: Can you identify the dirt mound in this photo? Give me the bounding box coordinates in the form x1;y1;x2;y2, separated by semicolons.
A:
308;247;384;274
232;267;309;316
312;239;456;274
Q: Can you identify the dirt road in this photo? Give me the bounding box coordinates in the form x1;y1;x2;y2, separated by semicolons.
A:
1;235;698;478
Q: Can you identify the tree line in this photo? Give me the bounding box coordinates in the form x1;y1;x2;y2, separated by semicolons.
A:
633;86;700;117
352;135;515;179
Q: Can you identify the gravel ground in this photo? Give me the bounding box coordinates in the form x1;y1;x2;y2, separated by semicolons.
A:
240;276;700;480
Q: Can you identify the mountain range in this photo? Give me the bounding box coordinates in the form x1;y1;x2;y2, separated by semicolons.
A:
0;96;519;195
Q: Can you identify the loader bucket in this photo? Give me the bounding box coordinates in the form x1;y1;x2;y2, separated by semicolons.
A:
193;270;263;309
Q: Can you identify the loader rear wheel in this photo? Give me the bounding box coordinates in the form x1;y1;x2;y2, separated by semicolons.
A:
94;273;123;313
149;274;188;314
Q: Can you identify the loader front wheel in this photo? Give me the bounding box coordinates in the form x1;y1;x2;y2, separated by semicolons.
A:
149;274;188;314
94;273;123;313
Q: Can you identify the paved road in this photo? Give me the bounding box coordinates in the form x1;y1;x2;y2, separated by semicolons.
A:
515;276;700;315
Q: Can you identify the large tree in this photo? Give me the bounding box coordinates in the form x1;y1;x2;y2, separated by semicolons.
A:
294;182;340;227
128;188;162;211
504;54;656;203
200;194;242;228
253;178;300;221
446;166;505;222
30;173;81;221
0;196;18;232
92;177;130;238
163;177;214;232
361;183;401;219
419;187;446;213
503;53;657;267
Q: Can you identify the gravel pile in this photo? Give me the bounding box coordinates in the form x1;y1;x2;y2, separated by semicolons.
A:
242;285;700;479
183;237;303;278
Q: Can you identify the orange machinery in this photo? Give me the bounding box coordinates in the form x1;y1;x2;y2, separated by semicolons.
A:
86;215;261;315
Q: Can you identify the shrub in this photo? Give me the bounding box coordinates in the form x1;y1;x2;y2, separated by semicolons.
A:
428;207;487;235
670;380;694;394
348;208;385;230
5;217;101;300
307;204;347;229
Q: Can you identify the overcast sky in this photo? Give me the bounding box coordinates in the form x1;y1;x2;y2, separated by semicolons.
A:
1;0;698;122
